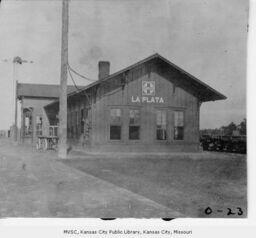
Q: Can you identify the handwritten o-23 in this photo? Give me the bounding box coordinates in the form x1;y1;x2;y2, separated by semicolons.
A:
204;207;243;216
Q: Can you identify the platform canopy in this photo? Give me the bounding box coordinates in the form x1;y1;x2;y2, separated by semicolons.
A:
17;83;79;100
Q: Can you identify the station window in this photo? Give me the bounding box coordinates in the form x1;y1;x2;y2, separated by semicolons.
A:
129;109;140;140
174;111;184;140
110;108;122;140
36;116;43;136
156;110;167;140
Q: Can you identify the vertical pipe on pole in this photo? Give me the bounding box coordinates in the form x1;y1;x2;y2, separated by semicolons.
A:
58;0;69;158
13;61;18;141
20;97;24;143
14;80;18;141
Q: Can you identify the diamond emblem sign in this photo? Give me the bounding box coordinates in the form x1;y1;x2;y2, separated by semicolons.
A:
142;81;155;96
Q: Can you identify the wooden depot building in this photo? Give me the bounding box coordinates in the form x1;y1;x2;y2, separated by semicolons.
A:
44;53;226;152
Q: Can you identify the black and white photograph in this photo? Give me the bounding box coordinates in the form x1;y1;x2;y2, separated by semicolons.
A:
0;0;247;219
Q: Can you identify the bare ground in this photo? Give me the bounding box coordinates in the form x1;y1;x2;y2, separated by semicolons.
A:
0;139;181;218
0;139;246;218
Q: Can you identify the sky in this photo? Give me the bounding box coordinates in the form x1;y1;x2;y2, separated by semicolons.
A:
0;0;248;130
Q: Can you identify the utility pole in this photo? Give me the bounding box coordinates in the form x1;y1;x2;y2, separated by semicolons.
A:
2;56;33;142
58;0;69;158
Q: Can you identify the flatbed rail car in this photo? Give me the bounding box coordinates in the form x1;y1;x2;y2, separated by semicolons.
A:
200;135;246;154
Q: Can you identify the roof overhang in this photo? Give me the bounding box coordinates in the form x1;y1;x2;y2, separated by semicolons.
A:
44;53;227;109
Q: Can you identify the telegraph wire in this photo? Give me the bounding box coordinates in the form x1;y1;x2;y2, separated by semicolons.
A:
67;65;91;104
67;65;81;91
67;63;96;82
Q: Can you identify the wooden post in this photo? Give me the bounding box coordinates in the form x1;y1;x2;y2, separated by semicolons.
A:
58;0;69;158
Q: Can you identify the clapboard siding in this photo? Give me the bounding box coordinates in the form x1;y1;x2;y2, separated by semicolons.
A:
88;62;200;151
42;54;226;152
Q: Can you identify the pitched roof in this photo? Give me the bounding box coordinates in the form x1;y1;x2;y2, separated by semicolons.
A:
17;83;80;99
45;53;226;108
69;53;226;101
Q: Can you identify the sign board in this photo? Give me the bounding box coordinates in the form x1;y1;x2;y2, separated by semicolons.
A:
131;81;164;103
142;81;155;96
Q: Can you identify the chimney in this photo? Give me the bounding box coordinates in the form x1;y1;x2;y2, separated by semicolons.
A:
98;61;110;80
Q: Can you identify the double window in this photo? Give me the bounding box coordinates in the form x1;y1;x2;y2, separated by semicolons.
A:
110;108;122;140
129;109;140;140
156;110;167;140
174;111;184;140
108;108;185;141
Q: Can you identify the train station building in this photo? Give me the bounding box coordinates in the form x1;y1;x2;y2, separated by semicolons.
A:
44;53;226;152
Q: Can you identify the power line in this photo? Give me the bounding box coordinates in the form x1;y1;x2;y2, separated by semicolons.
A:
68;63;96;82
67;65;82;91
67;66;91;103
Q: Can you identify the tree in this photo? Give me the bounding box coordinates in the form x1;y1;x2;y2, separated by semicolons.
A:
239;118;246;135
222;122;237;136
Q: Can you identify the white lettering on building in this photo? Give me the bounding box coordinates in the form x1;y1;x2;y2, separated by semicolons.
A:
131;96;164;104
131;96;141;103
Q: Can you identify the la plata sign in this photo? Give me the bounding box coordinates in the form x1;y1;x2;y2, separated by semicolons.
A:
131;96;164;103
131;80;164;104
